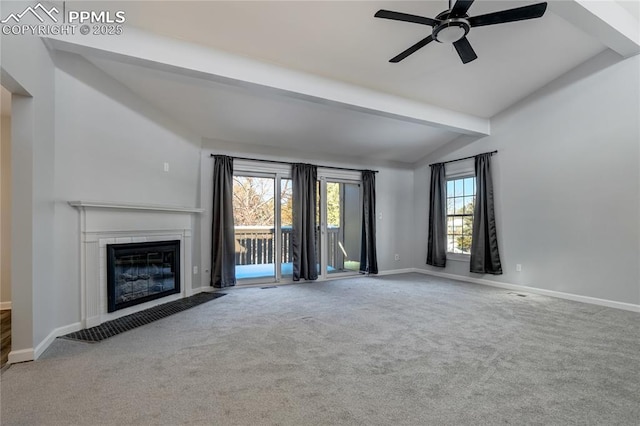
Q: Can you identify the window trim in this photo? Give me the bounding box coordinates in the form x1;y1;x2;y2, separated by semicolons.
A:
447;252;471;262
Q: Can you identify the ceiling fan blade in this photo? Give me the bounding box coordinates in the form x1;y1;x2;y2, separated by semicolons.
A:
468;2;547;27
450;0;475;18
453;37;478;64
390;35;434;63
374;10;440;27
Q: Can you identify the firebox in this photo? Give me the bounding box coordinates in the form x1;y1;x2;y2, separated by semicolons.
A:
107;240;181;312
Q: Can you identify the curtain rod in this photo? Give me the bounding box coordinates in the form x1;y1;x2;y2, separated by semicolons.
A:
210;154;378;174
429;150;498;167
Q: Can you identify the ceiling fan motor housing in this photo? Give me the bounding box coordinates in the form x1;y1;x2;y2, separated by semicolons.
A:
432;14;470;44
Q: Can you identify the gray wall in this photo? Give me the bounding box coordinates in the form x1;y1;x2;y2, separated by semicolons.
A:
413;51;640;305
2;40;204;352
52;52;202;328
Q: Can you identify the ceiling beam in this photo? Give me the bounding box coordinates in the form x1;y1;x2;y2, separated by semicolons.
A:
549;0;640;57
42;28;489;137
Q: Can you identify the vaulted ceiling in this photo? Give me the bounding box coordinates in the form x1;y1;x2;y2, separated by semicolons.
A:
109;0;605;118
48;1;639;163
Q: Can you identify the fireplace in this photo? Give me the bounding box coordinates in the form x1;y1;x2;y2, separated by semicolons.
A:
107;240;181;312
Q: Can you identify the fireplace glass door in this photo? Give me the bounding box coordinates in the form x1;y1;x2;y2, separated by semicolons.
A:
107;240;180;312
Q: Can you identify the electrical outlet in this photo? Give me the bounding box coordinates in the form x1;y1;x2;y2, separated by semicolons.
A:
394;254;400;261
516;264;522;272
378;212;383;220
163;162;170;172
193;266;198;274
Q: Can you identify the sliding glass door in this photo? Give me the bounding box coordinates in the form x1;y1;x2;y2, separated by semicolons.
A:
280;178;293;279
324;180;361;275
233;175;276;281
232;171;360;283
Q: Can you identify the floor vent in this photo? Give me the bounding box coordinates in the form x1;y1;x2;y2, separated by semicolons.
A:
508;292;528;297
261;286;278;289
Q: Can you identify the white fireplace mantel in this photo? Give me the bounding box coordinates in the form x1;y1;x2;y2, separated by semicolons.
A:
70;201;203;328
69;200;204;214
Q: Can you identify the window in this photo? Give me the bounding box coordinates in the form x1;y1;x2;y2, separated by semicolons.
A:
446;176;476;255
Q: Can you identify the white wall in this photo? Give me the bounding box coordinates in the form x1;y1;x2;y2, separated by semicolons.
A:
414;51;640;305
52;52;202;328
197;139;414;288
1;112;11;305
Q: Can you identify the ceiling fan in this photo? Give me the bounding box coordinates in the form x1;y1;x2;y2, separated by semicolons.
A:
374;0;547;64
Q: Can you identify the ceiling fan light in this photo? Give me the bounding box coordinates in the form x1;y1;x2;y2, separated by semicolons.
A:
432;19;470;44
436;25;466;43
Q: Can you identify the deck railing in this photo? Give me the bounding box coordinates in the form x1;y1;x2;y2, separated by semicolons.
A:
234;226;341;268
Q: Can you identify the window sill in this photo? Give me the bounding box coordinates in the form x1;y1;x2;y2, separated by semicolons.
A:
447;253;470;262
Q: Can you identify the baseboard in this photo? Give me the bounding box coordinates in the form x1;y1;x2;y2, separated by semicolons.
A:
0;301;11;310
377;268;416;276
191;286;216;294
7;322;82;364
194;270;415;288
8;348;34;364
30;288;219;361
412;268;640;313
33;322;83;360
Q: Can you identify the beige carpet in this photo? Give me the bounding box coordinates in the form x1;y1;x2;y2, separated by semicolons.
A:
1;273;639;425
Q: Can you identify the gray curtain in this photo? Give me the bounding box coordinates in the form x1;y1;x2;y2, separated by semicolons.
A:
470;153;502;274
427;163;447;267
211;155;236;288
360;170;378;274
292;163;318;281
